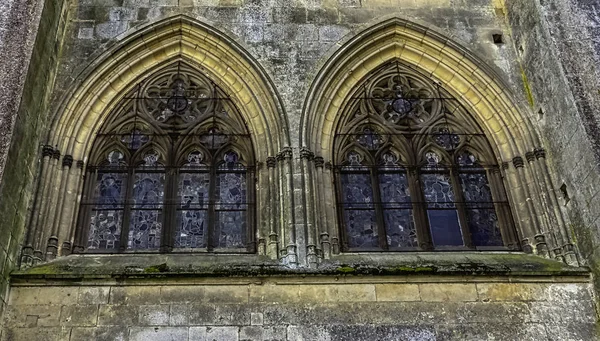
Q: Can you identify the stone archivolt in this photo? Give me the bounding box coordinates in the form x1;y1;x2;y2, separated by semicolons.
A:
22;16;577;269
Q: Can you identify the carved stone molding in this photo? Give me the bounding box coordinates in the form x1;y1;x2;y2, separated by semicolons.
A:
534;147;546;159
276;147;293;161
62;155;74;168
314;157;324;168
42;145;54;157
512;156;524;168
266;157;277;168
525;151;535;162
300;148;314;160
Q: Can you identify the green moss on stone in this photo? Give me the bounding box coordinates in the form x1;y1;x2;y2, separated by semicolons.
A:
144;263;169;273
336;266;356;273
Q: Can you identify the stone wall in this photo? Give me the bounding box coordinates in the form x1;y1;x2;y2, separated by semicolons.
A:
0;0;69;323
504;0;600;289
3;277;596;340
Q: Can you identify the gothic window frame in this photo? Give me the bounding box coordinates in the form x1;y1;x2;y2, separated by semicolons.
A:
75;62;256;254
333;62;520;252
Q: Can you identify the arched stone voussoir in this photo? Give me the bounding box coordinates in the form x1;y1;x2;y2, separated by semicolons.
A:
302;17;539;164
50;15;289;162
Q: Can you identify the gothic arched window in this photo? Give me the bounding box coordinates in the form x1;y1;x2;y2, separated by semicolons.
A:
77;63;255;253
334;62;518;251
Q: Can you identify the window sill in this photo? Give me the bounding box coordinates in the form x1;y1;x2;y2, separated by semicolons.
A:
11;252;589;282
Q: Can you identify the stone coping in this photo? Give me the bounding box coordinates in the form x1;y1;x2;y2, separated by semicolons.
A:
10;252;590;283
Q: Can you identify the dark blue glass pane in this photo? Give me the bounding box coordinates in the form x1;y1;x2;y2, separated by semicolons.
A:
94;173;127;209
341;173;374;208
344;209;379;248
87;210;122;250
128;210;162;249
466;207;503;247
175;210;208;248
132;172;165;209
215;210;246;248
383;209;417;247
428;210;463;246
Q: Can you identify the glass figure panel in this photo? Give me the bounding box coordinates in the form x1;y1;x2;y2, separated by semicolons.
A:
422;173;463;246
356;128;382;150
382;209;417;248
175;210;208;248
341;173;374;208
121;130;149;150
343;209;379;248
421;173;456;208
379;172;416;247
216;172;247;209
460;172;503;246
128;209;162;249
132;172;165;209
94;172;127;209
214;210;246;248
428;210;463;246
465;206;503;246
87;210;123;250
179;172;210;209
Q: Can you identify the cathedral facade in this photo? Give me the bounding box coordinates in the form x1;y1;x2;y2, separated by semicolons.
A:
0;0;599;340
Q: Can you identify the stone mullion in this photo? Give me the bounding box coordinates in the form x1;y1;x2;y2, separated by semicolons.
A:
300;148;318;267
324;162;339;254
277;148;297;267
266;157;279;260
314;157;330;259
45;155;73;260
504;158;535;253
34;148;61;263
61;161;84;256
534;148;578;265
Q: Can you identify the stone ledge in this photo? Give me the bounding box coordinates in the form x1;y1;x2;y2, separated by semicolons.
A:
9;252;590;283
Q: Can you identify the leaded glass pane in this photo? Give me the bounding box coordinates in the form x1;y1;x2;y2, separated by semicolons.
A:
216;172;247;209
465;206;503;246
88;210;123;250
94;172;127;208
179;173;210;209
341;173;373;208
214;210;246;248
344;209;379;248
379;172;416;247
121;130;149;150
356;128;382;150
433;128;460;151
175;210;208;248
129;209;162;249
421;173;456;208
460;172;503;246
132;172;165;209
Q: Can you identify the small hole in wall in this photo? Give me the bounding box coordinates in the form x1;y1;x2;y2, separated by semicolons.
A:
560;183;570;205
492;34;504;44
538;108;545;120
518;44;525;55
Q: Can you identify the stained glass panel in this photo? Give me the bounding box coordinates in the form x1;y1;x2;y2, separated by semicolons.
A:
433;128;460;151
179;172;210;209
128;209;162;249
132;172;165;209
421;173;455;209
379;172;416;247
121;130;149;150
175;210;208;248
87;210;123;250
214;210;246;248
216;172;247;209
460;172;503;246
94;172;127;208
341;173;373;208
356;128;382;150
343;208;379;248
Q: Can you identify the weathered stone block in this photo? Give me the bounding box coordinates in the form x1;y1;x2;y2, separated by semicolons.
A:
78;287;110;305
375;284;421;302
419;283;478;302
59;305;99;326
139;304;170;326
98;304;139;326
129;327;189;341
476;283;547;302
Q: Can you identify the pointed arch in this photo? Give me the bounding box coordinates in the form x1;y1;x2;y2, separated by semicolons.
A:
301;17;539;162
50;15;289;161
